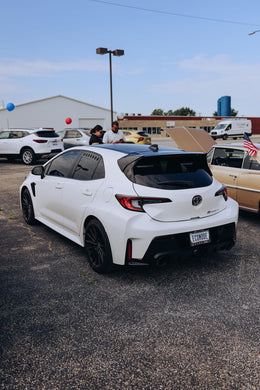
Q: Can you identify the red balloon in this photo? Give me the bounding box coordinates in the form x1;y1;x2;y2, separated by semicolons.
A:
65;117;72;124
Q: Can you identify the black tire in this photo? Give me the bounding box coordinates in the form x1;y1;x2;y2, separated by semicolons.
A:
21;148;35;165
223;134;228;140
21;188;36;225
85;219;113;273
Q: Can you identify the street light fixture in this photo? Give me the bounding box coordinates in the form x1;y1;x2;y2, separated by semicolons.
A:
96;47;124;127
248;29;260;35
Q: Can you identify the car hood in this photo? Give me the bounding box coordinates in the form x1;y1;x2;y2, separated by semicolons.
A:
165;127;216;153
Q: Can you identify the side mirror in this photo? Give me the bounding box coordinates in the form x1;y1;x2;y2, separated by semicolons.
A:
32;166;45;179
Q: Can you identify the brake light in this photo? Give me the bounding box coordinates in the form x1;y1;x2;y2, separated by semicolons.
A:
115;195;171;212
33;139;48;143
137;137;144;142
215;185;228;201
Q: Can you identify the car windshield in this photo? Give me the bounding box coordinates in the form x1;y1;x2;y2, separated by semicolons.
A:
214;124;226;130
119;154;212;189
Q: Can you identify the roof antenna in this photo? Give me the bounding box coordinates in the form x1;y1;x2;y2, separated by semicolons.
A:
149;144;159;152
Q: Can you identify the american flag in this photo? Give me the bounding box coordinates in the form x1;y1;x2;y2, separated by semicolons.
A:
243;133;259;156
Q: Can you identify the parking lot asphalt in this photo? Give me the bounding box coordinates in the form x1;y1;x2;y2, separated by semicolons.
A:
0;147;260;389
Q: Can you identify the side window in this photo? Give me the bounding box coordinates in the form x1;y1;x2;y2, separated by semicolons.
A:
243;154;260;171
211;148;228;166
207;148;214;164
9;131;24;139
211;148;244;168
0;131;11;139
72;152;105;180
45;150;81;177
65;130;82;138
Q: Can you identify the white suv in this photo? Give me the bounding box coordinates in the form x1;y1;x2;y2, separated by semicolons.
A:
0;128;64;164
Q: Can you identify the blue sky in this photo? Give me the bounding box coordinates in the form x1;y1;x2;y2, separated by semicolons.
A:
1;0;260;117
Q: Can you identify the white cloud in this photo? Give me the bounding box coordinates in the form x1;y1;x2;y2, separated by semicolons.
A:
0;59;108;79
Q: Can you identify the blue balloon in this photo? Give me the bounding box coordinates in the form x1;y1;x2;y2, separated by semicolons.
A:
6;102;15;111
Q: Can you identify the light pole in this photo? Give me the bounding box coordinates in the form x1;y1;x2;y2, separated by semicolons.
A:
248;30;260;35
96;47;124;127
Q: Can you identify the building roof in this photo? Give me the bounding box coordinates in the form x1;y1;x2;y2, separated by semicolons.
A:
0;95;113;113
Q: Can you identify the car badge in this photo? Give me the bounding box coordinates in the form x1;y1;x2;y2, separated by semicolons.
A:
192;195;202;206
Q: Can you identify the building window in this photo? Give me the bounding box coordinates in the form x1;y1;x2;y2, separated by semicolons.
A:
143;127;161;135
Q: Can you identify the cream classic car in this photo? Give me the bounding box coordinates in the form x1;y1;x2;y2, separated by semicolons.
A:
166;127;260;213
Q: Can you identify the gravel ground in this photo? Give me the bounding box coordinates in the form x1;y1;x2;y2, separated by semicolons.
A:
0;144;259;390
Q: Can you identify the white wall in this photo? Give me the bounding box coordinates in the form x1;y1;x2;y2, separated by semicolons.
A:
0;95;114;131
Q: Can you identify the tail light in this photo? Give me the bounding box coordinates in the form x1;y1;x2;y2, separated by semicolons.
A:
215;185;228;201
115;195;171;212
137;137;144;142
33;139;48;143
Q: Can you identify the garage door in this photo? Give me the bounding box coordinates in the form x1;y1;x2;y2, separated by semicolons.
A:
79;118;105;129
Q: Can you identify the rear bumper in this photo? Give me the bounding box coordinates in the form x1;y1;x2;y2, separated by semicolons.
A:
127;222;236;265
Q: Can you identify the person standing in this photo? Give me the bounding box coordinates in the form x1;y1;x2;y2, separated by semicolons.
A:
89;125;103;145
102;121;125;144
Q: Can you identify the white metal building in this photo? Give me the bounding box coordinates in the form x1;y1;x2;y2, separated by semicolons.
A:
0;95;114;131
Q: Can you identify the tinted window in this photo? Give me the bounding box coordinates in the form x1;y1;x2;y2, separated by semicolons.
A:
121;154;212;189
243;154;260;170
45;150;81;177
211;148;244;168
72;152;105;180
35;130;59;138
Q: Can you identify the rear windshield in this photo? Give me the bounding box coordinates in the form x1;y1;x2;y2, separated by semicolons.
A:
137;131;149;136
119;154;212;189
35;130;59;138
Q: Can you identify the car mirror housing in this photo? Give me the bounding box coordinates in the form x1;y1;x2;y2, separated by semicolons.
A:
32;166;45;179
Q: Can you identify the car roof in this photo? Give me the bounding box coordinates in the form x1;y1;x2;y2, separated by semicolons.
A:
210;143;260;150
67;144;205;160
1;128;55;133
94;143;188;156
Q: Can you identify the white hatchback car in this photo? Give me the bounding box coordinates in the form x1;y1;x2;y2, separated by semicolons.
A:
0;128;63;164
20;144;239;273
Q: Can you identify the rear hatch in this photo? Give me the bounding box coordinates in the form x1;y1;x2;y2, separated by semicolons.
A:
128;154;227;222
34;130;62;148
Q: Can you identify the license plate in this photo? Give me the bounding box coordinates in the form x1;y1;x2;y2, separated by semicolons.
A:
189;230;210;246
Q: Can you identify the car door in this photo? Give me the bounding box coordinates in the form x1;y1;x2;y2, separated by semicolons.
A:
0;130;25;155
236;153;260;211
60;151;105;235
34;150;82;227
208;147;245;201
0;131;10;154
64;129;83;148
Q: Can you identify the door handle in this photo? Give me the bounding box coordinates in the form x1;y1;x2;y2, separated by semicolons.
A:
55;183;63;189
83;189;92;196
229;174;237;178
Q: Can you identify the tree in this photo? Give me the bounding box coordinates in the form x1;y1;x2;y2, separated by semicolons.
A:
172;107;196;116
212;108;238;117
164;109;175;116
151;108;164;116
151;107;196;116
